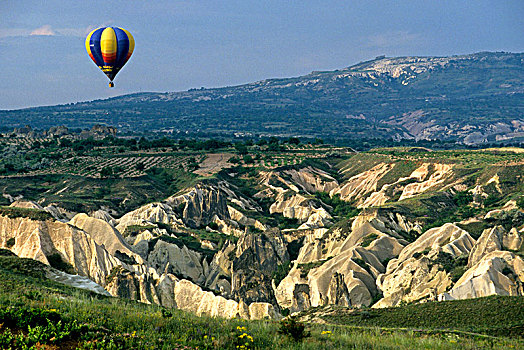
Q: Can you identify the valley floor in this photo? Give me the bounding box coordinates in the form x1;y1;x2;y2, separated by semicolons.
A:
0;251;522;349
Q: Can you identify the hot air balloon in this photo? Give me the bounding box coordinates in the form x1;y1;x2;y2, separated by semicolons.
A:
85;27;134;87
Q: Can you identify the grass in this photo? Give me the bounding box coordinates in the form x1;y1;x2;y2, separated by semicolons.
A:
0;252;521;349
304;295;524;338
0;205;53;221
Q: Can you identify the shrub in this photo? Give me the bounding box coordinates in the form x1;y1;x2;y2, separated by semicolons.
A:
273;261;292;285
46;253;75;274
450;266;467;282
517;196;524;210
453;191;473;206
484;194;500;207
361;233;378;247
6;237;15;248
161;308;173;318
100;166;113;177
208;222;219;230
278;317;310;342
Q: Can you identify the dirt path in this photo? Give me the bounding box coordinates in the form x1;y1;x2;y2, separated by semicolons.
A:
194;153;235;176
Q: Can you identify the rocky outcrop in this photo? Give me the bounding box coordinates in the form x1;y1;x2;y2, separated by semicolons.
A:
0;215;122;286
173;279;280;320
283;166;339;194
275;211;408;312
398;163;453;201
374;223;476;308
468;225;523;267
205;242;236;296
228;206;267;231
116;202;181;234
89;209;117;226
231;229;289;306
69;213;142;264
9;200;43;210
442;251;524;300
167;183;230;228
146;239;206;284
331;163;392;204
270;192;330;226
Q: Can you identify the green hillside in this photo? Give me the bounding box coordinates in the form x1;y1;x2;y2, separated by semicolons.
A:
2;52;523;144
0;250;521;349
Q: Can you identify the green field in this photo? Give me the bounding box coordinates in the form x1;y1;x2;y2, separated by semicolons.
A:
0;251;521;349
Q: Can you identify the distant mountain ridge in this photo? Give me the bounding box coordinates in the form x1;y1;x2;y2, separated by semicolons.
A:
2;51;524;144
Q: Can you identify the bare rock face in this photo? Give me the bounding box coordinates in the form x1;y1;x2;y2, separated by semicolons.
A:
442;251;524;300
374;223;476;308
387;223;475;273
398;163;453;201
284;166;339;194
298;208;333;229
9;200;43;210
0;215;122;286
467;224;523;268
146;239;206;284
116;202;181;233
329;161;455;209
173;279;280;320
275;211;408;312
44;204;76;221
205;241;236;296
270;192;328;224
231;230;289;306
69;213;142;264
228;206;267;231
374;253;452;308
212;215;245;237
167;183;230;228
505;228;524;251
79;124;117;139
331;163;393;204
89;209;117;226
468;226;505;267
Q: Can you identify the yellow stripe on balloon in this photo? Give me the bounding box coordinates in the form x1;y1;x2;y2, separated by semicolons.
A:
85;28;97;57
100;27;117;63
119;27;135;55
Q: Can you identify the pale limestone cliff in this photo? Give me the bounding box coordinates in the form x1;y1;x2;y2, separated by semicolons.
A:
147;239;206;284
166;183;230;228
275;211;407;312
374;223;476;308
69;213;142;263
116;202;181;233
441;251;524;300
0;215;121;286
331;163;392;204
283;166;339;194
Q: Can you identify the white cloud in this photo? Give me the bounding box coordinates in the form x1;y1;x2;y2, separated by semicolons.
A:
30;25;55;36
0;24;102;39
0;28;31;39
367;30;421;49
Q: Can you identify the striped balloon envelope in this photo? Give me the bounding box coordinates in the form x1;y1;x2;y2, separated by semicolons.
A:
85;27;134;87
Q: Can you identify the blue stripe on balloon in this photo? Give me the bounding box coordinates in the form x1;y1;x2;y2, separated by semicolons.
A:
113;27;130;69
89;28;105;67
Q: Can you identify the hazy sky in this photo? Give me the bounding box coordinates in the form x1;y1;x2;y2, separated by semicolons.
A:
1;1;523;110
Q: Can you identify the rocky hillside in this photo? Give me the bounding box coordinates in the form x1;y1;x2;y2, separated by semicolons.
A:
0;147;523;320
2;52;523;144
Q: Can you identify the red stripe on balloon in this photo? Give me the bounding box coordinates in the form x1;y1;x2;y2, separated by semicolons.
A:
103;54;117;63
